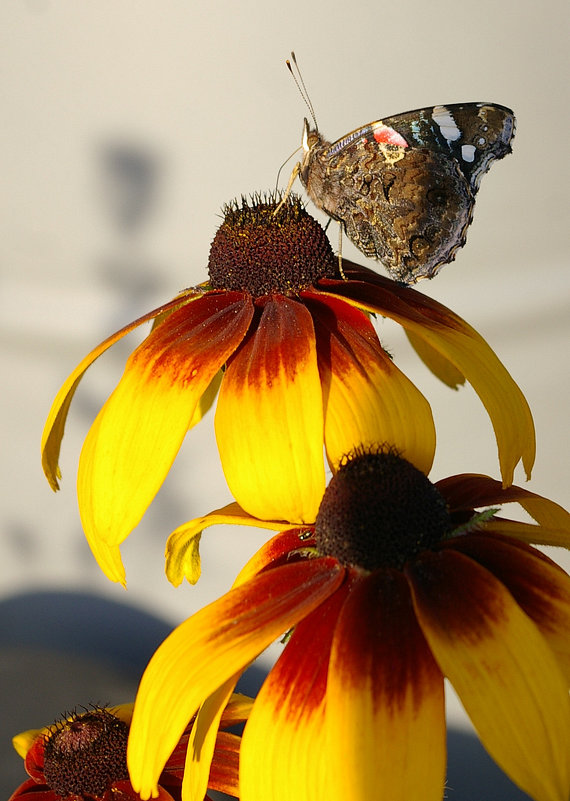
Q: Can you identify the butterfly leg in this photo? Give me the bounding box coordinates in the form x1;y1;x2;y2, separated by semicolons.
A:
337;223;346;280
274;162;301;215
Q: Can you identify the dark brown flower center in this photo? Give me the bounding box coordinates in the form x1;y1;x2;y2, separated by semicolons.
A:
43;708;129;798
314;447;452;571
207;193;339;297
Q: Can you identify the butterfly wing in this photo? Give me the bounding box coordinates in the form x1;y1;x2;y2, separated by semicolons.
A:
380;103;515;191
302;103;515;283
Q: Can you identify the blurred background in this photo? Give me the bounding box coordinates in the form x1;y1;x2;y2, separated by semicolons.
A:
1;1;568;797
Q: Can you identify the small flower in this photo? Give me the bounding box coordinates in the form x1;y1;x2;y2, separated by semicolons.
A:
10;696;250;801
128;448;570;801
42;194;534;585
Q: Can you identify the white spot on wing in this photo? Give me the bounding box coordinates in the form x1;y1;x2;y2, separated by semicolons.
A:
461;144;476;162
432;105;461;143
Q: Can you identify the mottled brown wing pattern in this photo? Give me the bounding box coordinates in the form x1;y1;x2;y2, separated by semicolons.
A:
297;103;515;283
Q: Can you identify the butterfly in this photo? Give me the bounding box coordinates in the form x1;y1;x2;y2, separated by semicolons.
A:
283;101;515;283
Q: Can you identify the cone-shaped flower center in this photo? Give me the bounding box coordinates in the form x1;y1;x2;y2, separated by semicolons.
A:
43;708;129;797
315;447;453;570
208;193;339;297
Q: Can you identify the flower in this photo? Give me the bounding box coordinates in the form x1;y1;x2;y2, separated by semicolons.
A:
9;696;250;801
128;448;570;801
41;194;535;585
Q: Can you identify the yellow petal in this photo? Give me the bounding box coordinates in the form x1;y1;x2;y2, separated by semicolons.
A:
447;533;570;683
128;558;342;799
165;501;291;587
183;677;238;801
305;293;435;475
240;580;351;801
325;571;446;801
406;328;466;387
108;702;135;724
41;293;192;490
219;692;254;726
409;548;570;801
78;293;253;583
215;296;325;523
327;264;536;485
489;518;570;548
12;729;42;759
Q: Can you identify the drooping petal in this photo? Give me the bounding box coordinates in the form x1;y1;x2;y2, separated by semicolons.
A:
240;576;351;801
321;263;536;485
326;570;446;801
304;293;435;475
408;548;570;801
128;558;342;800
183;677;238;801
165;690;248;798
405;329;465;388
446;533;570;682
41;292;196;491
78;292;253;584
215;296;325;523
488;518;570;548
165;502;294;587
163;693;251;776
437;473;570;531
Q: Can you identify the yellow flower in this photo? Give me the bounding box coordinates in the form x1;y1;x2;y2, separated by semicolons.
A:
42;194;534;585
128;448;570;801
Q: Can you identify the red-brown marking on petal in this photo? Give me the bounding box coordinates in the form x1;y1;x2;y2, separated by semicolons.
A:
331;569;441;715
259;571;353;724
303;291;388;390
437;474;570;532
227;295;316;387
406;548;507;642
136;291;253;378
302;290;382;369
319;260;466;332
444;533;570;641
436;473;527;511
236;527;317;583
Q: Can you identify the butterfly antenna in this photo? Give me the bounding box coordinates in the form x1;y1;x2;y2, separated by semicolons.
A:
287;51;318;131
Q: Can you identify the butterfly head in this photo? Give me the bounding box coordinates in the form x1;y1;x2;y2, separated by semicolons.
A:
300;118;323;182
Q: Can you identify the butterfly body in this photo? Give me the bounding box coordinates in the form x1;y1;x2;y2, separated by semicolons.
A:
296;103;515;283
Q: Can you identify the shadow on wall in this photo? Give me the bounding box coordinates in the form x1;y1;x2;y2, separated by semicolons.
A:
0;591;530;800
